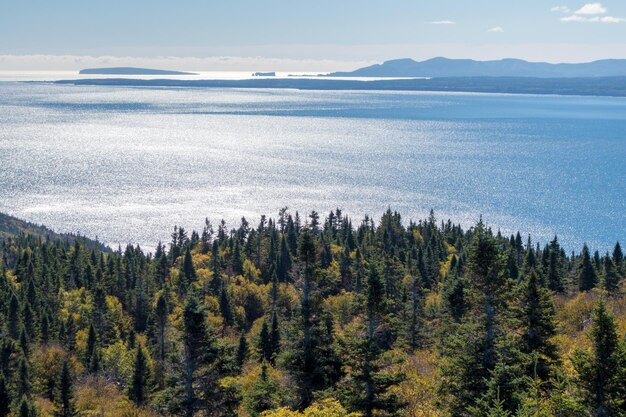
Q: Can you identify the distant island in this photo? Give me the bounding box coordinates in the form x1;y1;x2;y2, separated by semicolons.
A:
252;71;276;76
329;57;626;78
79;67;196;75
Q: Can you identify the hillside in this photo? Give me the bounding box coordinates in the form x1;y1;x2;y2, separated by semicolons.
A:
0;208;624;417
0;211;109;251
329;57;626;78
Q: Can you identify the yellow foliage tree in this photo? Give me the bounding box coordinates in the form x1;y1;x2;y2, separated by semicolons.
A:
260;398;361;417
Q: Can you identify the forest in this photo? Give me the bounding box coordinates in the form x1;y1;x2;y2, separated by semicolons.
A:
0;208;624;417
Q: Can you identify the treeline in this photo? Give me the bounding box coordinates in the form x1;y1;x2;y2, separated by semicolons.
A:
0;208;624;417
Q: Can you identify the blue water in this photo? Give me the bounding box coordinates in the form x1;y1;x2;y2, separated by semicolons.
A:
0;82;624;251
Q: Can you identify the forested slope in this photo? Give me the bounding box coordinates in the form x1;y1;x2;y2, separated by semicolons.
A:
0;208;624;417
0;212;108;252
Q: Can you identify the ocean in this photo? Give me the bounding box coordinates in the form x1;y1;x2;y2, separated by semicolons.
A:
0;81;624;251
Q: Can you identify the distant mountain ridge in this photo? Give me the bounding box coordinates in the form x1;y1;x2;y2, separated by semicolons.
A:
329;57;626;78
79;67;195;75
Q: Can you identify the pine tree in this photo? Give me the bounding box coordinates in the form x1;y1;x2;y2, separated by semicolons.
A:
53;359;77;417
0;374;9;417
219;286;234;326
181;293;217;417
246;362;280;417
15;355;31;399
40;313;50;345
578;244;597;291
269;310;281;364
259;320;272;363
277;236;292;282
17;396;37;417
180;246;197;289
341;264;405;417
602;256;619;293
520;270;559;383
572;301;626;416
7;294;20;339
547;236;565;292
236;331;249;369
84;323;99;373
128;344;151;405
285;228;342;408
232;243;243;276
154;292;168;388
612;242;623;273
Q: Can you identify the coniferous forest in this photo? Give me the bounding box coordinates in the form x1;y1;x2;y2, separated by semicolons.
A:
0;208;625;417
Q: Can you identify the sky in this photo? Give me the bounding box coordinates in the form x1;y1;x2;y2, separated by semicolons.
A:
2;0;626;72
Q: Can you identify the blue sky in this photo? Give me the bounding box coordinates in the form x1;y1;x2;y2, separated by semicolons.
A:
2;0;626;71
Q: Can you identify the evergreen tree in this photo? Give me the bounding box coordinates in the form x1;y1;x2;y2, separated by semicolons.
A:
53;359;77;417
219;286;234;326
269;310;281;364
612;242;623;273
0;374;9;417
578;244;597;291
128;344;151;405
602;256;619;293
180;246;196;286
520;270;559;383
341;264;405;417
236;331;249;369
154;292;168;388
572;301;626;416
17;396;37;417
7;294;20;339
14;355;31;400
84;323;99;373
246;362;280;417
232;243;243;276
181;293;217;417
259;320;272;363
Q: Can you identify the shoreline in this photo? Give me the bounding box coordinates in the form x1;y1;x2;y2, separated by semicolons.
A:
53;76;626;97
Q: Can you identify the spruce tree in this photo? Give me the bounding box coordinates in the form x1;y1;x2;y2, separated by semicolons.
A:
341;264;405;417
180;245;196;284
612;242;623;273
602;256;619;293
269;311;281;364
128;344;151;405
14;355;31;400
520;270;559;383
7;294;20;339
181;293;217;417
0;374;9;417
53;359;77;417
578;244;597;291
17;396;36;417
258;320;272;363
572;301;626;416
154;293;168;388
84;323;98;373
219;286;234;326
236;331;249;369
247;362;280;417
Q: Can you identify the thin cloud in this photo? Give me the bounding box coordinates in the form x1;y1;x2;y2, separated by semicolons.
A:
561;14;587;22
556;3;624;23
430;20;456;25
595;16;625;23
487;26;504;33
551;6;571;13
574;3;607;15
